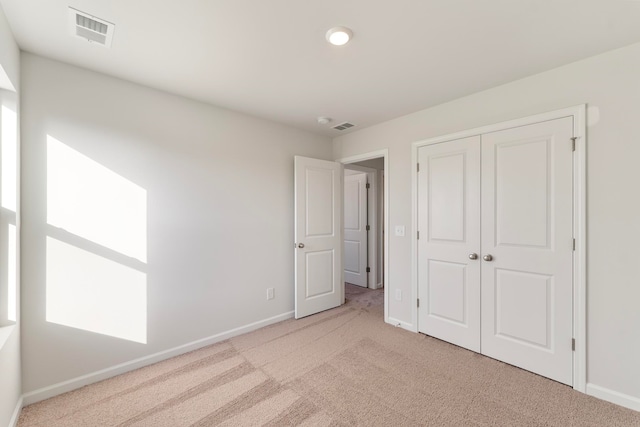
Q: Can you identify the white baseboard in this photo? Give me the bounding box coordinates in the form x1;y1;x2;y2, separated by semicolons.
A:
387;317;416;332
22;311;294;406
586;383;640;412
8;396;23;427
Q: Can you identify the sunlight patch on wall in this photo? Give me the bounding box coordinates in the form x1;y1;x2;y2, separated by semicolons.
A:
7;224;16;322
46;136;148;343
1;105;17;212
1;99;18;327
46;237;147;343
47;135;147;262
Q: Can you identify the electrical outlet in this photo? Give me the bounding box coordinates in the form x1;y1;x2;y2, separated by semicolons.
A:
267;288;275;300
395;289;402;301
395;225;405;237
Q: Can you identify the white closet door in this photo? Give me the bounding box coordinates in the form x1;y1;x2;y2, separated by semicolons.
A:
418;136;481;352
480;117;574;385
344;172;368;287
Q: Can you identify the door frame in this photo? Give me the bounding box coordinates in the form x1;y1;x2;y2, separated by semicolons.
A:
411;105;586;392
344;165;378;289
338;150;390;324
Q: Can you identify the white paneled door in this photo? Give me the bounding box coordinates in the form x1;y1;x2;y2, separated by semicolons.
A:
344;172;368;287
417;116;574;386
294;156;343;319
417;136;481;352
480;117;574;385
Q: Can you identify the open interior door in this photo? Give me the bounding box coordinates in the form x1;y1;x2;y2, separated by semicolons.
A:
294;156;343;318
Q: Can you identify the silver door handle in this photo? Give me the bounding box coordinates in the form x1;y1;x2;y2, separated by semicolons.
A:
469;253;478;260
483;254;493;261
297;243;305;249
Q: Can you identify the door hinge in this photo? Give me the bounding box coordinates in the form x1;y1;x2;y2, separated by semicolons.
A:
572;338;576;351
417;298;420;308
366;183;370;189
417;231;420;239
366;225;370;231
417;163;420;173
366;267;371;273
571;137;577;152
573;238;576;251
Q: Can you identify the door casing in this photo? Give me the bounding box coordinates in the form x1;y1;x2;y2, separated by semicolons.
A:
338;150;390;324
412;105;586;392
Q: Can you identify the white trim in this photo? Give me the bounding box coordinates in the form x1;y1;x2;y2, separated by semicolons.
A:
586;383;640;412
411;140;419;331
22;311;294;405
8;396;22;427
572;104;587;393
387;317;414;332
376;170;384;289
338;149;389;324
411;105;587;392
413;105;586;148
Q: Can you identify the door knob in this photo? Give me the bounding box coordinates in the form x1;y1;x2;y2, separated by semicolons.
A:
297;243;305;249
483;254;493;261
468;253;478;260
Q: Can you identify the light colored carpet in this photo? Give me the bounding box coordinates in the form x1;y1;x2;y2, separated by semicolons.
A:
18;285;640;426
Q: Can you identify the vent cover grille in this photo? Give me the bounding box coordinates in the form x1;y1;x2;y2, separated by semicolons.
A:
76;15;108;35
69;8;115;48
333;122;356;131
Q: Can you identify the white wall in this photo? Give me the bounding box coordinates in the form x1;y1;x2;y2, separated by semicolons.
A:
20;53;332;397
351;158;383;171
333;42;640;408
0;329;21;427
0;3;21;427
0;4;18;89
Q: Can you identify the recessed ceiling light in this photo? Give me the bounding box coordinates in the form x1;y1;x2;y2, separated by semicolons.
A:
326;27;353;46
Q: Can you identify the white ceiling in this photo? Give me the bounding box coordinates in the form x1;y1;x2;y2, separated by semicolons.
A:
3;0;640;136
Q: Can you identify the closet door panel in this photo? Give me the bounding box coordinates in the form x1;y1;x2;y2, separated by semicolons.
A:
418;136;481;352
480;117;574;386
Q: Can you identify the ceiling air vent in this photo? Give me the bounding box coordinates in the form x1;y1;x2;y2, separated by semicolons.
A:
333;122;356;131
69;7;115;48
